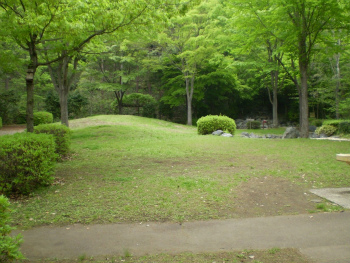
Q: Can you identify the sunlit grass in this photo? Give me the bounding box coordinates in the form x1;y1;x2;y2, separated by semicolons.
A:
11;115;350;228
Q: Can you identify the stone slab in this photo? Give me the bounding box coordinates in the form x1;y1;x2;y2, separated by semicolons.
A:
309;188;350;209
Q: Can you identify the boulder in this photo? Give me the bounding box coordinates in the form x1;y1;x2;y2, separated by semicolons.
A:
309;125;317;132
212;130;224;136
241;132;250;138
221;132;233;137
282;127;300;139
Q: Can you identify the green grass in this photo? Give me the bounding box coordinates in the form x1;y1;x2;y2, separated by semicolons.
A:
238;127;286;135
10;115;350;228
20;248;312;263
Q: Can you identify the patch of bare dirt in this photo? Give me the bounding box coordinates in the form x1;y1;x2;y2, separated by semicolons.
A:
232;176;318;218
0;124;26;135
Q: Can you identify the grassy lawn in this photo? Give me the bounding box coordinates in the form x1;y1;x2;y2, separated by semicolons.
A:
10;115;350;229
20;248;313;263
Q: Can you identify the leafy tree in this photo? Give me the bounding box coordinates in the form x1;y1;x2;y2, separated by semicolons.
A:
0;0;183;131
160;0;227;125
226;0;348;136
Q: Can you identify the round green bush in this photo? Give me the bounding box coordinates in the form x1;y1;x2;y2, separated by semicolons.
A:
0;133;57;196
197;115;236;135
315;125;337;137
34;111;53;126
34;124;71;157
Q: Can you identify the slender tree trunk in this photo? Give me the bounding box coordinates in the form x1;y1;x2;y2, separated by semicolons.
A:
115;90;125;114
272;70;279;128
299;59;309;138
26;67;35;132
185;72;194;126
26;38;38;132
59;84;69;126
48;54;81;127
335;41;341;119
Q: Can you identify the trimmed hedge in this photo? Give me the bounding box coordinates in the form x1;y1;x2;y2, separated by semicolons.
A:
0;133;57;196
0;195;24;262
34;124;71;157
34;111;53;126
197;115;236;135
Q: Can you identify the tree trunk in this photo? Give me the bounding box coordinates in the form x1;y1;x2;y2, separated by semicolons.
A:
185;73;194;126
26;67;36;132
272;70;279;128
115;90;125;114
299;58;309;138
335;40;341;119
59;84;69;126
26;38;38;132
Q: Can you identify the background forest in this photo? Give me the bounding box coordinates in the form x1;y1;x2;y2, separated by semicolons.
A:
1;0;350;137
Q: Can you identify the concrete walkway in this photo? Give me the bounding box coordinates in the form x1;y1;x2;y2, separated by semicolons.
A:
16;212;350;263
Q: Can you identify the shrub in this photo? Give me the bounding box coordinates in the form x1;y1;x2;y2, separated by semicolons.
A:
247;120;261;129
0;133;57;196
315;125;337;137
0;195;24;262
33;111;53;126
322;119;344;128
338;121;350;134
0;117;2;129
34;124;71;157
197;115;236;135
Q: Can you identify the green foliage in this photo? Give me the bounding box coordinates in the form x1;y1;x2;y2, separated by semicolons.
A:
123;93;157;106
68;92;88;119
0;133;57;196
0;90;19;125
309;118;323;127
34;124;71;157
315;125;337;137
322;119;344;128
197;115;236;135
338;121;350;134
0;195;24;262
15;111;27;125
0;117;2;129
33;111;53;126
246;120;261;129
123;93;158;118
44;90;61;119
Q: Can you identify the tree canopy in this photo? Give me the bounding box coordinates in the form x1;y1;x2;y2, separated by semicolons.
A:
0;0;350;133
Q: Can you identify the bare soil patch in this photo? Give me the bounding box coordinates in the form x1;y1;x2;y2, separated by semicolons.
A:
232;176;317;218
0;124;26;135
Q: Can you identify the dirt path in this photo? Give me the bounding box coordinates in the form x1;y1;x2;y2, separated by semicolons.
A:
0;124;26;135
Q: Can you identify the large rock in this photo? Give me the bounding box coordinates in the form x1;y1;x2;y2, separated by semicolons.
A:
282;127;300;139
212;130;224;136
221;132;233;137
